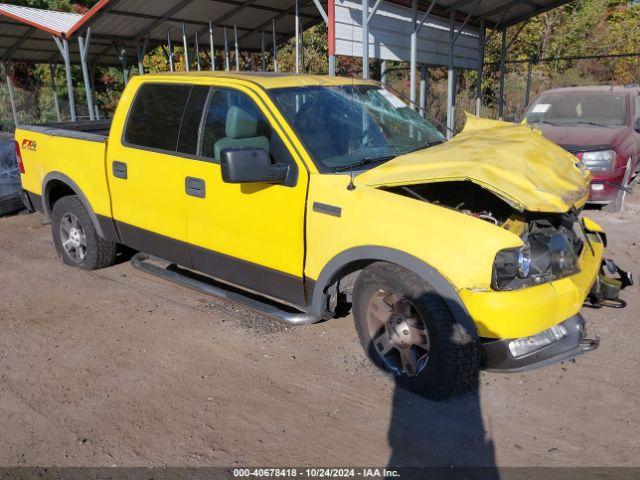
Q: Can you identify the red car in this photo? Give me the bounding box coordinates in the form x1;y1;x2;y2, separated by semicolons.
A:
524;86;640;211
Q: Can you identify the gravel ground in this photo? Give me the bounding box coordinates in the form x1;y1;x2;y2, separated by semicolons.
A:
0;196;638;470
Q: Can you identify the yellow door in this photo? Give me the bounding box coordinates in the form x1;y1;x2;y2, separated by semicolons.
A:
107;83;194;265
183;85;309;306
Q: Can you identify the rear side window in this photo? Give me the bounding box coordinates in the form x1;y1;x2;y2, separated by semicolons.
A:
124;84;192;151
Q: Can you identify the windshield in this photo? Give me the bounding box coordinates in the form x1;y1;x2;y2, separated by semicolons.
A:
270;85;445;171
525;92;627;127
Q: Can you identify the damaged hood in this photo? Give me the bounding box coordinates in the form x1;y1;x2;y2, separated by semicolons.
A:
357;115;591;213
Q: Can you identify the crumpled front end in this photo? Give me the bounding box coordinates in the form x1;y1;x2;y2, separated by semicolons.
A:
358;114;592;214
471;219;633;372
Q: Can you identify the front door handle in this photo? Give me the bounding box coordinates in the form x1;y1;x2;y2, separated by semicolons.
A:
112;161;128;179
185;177;206;198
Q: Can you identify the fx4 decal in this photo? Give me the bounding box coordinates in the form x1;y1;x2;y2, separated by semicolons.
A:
22;139;37;151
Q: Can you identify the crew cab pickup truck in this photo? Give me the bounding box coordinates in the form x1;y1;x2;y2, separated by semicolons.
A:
15;73;632;398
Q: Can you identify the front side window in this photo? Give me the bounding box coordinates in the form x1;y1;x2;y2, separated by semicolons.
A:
124;84;193;151
270;85;444;172
200;88;293;167
525;92;628;127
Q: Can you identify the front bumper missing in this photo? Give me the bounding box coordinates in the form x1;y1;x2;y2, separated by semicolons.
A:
480;257;631;373
480;314;599;372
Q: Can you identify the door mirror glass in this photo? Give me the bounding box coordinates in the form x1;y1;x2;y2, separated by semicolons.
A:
221;148;288;184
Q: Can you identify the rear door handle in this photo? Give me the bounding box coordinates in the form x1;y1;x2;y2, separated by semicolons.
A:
185;177;206;198
112;161;128;179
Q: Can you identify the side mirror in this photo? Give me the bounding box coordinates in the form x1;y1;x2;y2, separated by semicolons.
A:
220;148;288;184
634;118;640;133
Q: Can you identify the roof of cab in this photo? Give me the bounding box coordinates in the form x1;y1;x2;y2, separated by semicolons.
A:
138;71;378;90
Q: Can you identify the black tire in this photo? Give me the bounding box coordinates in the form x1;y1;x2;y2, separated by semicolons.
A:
353;262;479;399
51;195;117;270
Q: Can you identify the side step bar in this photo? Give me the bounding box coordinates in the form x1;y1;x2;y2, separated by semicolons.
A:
131;253;321;326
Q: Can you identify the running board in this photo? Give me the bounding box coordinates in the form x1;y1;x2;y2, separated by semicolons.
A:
130;253;321;326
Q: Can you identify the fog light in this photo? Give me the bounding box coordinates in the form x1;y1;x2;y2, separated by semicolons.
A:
508;324;568;357
591;183;605;192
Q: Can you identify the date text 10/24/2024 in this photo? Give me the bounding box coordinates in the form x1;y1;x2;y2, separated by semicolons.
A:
232;468;401;478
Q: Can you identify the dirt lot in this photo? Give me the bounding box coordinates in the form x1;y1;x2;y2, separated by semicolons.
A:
0;196;639;470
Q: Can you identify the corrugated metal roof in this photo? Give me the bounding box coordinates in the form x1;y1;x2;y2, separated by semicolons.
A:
0;3;81;36
0;0;574;65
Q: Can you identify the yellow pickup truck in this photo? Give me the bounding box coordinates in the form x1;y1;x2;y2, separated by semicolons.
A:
15;72;632;398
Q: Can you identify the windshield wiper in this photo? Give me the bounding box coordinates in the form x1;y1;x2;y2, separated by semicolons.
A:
405;139;446;154
573;121;613;128
533;120;563;126
334;155;396;172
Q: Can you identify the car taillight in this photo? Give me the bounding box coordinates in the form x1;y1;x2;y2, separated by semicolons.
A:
14;140;25;174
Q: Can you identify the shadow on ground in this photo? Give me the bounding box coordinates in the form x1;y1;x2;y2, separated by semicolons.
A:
388;379;498;479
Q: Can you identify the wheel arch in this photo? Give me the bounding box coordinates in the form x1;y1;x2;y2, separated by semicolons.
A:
309;247;478;339
42;172;114;241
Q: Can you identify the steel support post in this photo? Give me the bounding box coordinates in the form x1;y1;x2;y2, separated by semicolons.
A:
446;11;456;138
224;27;230;71
409;0;417;109
168;31;175;72
116;46;129;85
78;30;95;120
272;20;278;72
136;34;149;76
498;28;506;120
476;20;485;116
53;36;76;122
525;59;533;107
209;22;216;71
49;64;62;122
362;0;369;79
295;0;300;74
381;59;387;85
261;31;266;71
195;33;201;71
3;62;18;128
419;64;428;118
234;25;239;71
182;23;190;71
328;0;336;75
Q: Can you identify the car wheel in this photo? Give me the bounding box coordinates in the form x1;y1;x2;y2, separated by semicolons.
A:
51;195;117;270
605;160;632;213
352;262;479;399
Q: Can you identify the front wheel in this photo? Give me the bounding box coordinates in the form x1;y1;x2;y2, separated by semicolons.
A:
353;262;479;399
51;195;117;270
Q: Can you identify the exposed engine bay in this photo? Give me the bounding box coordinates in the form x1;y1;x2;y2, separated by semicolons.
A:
386;181;632;303
386;181;588;291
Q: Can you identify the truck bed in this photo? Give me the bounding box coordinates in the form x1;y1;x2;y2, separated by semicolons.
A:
16;119;114;222
20;119;112;142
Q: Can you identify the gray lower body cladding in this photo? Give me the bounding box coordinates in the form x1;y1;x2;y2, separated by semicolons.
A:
480;314;598;372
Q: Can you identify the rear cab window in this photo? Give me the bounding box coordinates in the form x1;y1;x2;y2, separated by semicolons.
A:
123;83;208;155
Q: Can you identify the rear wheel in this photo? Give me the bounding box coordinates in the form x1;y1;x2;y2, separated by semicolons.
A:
51;196;117;270
352;262;479;399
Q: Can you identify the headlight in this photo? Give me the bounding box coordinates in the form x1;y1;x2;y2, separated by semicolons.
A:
579;150;616;171
517;247;531;278
492;234;580;291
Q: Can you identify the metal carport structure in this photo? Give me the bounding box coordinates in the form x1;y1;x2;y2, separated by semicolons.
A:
0;2;145;124
2;0;577;132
